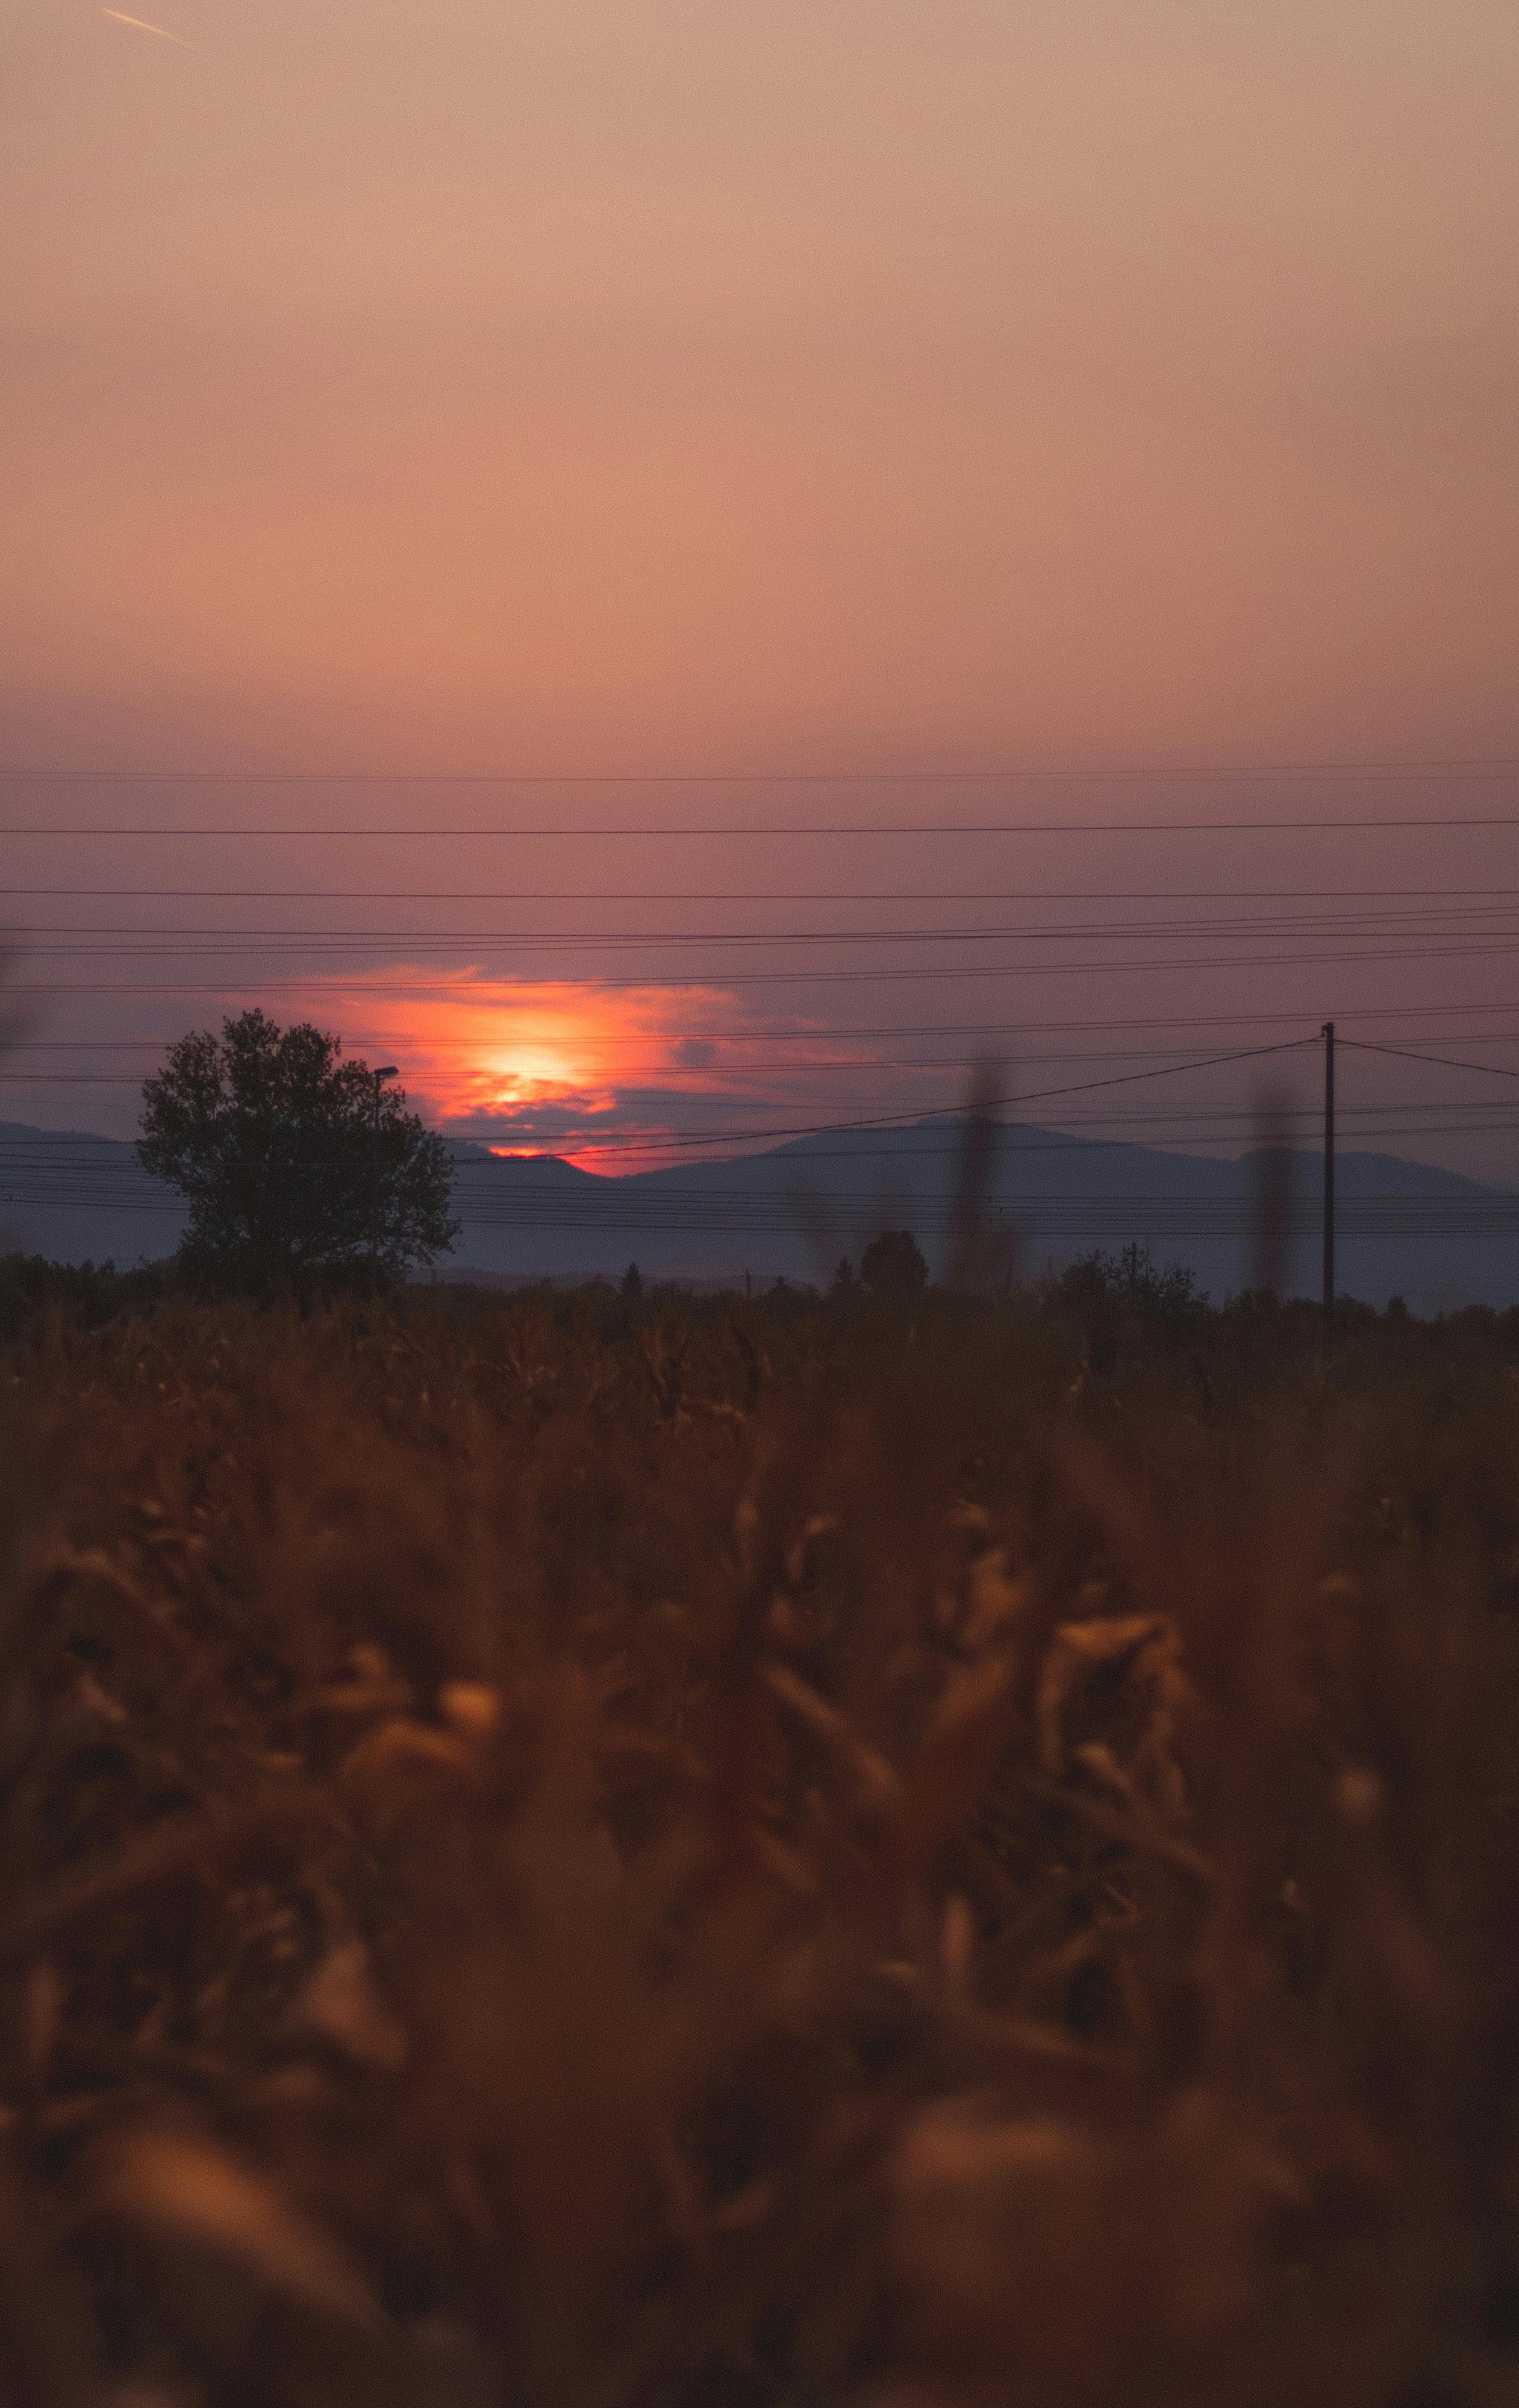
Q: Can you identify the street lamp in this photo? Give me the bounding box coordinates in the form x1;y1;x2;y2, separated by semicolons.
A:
370;1066;398;1282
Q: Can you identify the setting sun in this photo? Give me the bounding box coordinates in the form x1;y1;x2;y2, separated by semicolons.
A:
304;971;785;1165
476;1039;593;1115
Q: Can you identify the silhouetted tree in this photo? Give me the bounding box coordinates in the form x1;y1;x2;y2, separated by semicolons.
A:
1058;1243;1204;1324
620;1262;643;1298
860;1228;929;1299
138;1010;457;1291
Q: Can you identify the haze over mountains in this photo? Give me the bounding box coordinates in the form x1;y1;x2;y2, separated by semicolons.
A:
3;1116;1517;1313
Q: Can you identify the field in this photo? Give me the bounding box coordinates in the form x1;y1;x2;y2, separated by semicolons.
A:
3;1268;1519;2406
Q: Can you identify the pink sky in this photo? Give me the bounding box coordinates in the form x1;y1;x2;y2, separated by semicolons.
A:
2;3;1518;1172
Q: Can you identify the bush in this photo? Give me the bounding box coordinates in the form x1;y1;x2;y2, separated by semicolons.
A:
0;1249;174;1340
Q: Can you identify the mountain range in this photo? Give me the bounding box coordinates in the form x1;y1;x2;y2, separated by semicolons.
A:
2;1115;1517;1312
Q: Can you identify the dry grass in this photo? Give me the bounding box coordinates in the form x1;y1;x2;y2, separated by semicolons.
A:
1;1278;1519;2406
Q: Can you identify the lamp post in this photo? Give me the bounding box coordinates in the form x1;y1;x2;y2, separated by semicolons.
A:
370;1066;398;1284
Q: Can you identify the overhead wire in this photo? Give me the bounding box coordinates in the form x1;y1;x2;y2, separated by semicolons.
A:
7;886;1519;903
10;901;1519;943
7;1110;1519;1172
19;931;1519;988
6;817;1519;837
5;1169;1517;1243
0;1038;1318;1160
5;753;1519;782
13;1009;1519;1053
1342;1040;1519;1083
1;795;1514;1255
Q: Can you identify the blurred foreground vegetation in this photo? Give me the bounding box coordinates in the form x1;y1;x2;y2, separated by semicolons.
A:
4;1258;1519;2404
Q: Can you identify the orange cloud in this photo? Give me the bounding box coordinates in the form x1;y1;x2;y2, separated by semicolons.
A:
298;968;819;1166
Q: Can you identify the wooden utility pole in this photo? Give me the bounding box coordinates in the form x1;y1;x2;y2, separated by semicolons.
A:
1321;1021;1335;1327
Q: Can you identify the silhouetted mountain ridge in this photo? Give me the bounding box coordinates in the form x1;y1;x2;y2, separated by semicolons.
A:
0;1115;1514;1311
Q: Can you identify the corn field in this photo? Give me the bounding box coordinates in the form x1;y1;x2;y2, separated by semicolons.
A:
2;1276;1519;2406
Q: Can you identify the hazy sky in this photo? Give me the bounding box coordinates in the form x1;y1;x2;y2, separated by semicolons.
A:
4;2;1519;1178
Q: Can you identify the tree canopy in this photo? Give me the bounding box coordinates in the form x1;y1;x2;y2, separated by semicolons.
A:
860;1228;929;1299
138;1010;458;1289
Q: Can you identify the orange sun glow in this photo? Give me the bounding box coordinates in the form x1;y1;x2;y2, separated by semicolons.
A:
301;971;778;1166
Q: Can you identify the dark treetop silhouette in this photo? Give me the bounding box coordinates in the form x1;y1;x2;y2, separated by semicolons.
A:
860;1228;929;1298
138;1009;458;1289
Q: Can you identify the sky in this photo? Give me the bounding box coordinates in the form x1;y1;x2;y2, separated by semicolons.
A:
3;1;1519;1183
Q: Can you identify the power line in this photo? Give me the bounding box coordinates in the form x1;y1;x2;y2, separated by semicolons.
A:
8;1122;1519;1189
6;1181;1518;1242
9;886;1519;903
18;932;1519;988
19;1062;1519;1094
5;756;1519;783
6;1101;1518;1166
488;1116;1519;1164
5;817;1519;838
1343;1041;1519;1083
0;1039;1315;1161
12;1009;1519;1054
5;1104;1519;1170
441;1206;1519;1237
11;1013;1519;1107
11;1034;1519;1094
10;903;1519;942
4;1094;1516;1136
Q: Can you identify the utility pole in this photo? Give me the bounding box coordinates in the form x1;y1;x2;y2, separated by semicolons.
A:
370;1065;398;1283
1321;1021;1335;1329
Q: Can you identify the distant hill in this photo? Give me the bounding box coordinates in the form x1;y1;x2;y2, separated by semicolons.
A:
2;1115;1516;1313
0;1120;186;1271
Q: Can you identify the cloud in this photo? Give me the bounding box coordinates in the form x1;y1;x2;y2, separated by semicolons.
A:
220;969;903;1171
101;9;190;45
295;972;775;1165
